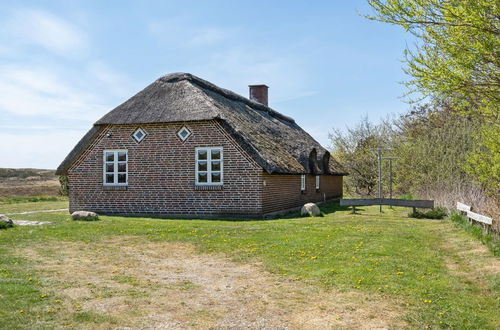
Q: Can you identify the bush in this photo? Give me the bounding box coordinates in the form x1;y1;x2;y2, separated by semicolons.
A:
0;221;13;229
409;206;447;219
59;175;69;196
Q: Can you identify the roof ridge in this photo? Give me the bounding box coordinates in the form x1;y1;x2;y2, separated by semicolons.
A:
158;73;295;124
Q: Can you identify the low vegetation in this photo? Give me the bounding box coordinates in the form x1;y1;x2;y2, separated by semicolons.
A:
449;212;500;256
409;206;448;220
0;200;498;329
0;196;66;205
0;168;61;198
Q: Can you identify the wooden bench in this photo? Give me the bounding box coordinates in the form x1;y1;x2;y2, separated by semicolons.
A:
340;198;434;213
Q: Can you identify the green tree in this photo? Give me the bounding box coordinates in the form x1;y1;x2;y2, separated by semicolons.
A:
329;117;393;196
366;0;500;118
392;104;479;194
466;123;500;194
367;0;500;196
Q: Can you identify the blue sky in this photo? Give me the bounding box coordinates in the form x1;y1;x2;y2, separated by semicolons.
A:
0;0;412;169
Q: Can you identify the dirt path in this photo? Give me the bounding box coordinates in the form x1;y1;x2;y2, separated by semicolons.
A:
19;237;406;329
5;208;68;215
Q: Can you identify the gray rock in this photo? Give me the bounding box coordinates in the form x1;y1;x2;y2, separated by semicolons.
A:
300;203;321;217
71;211;99;221
0;214;14;228
13;220;51;226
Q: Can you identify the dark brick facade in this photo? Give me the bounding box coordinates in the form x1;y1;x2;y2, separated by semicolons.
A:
68;120;343;218
262;174;343;214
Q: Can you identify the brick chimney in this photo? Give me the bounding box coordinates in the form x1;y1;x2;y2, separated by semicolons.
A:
249;84;269;106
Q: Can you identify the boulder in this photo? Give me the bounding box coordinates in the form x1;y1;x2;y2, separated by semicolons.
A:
71;211;99;221
301;203;321;217
0;214;14;228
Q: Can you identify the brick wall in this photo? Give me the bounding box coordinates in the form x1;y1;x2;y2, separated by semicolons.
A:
68;120;264;217
262;173;343;214
68;119;344;217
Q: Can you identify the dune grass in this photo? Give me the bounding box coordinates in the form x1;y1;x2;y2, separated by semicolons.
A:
0;201;498;329
0;195;66;205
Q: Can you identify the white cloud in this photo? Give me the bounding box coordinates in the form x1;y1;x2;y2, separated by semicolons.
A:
148;20;230;48
0;129;86;169
187;28;227;46
187;47;314;107
0;65;107;120
7;9;87;55
86;61;135;97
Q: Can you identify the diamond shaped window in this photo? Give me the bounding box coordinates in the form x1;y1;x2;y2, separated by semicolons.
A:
177;126;192;141
132;128;146;143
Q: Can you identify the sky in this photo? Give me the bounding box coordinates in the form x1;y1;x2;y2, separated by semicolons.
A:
0;0;413;169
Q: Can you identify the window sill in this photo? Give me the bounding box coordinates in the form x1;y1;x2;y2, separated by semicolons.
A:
194;185;223;191
103;185;128;191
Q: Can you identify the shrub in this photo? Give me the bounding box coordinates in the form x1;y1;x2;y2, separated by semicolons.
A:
409;206;447;219
0;217;14;229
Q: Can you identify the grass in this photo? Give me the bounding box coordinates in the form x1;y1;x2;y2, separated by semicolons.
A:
0;200;67;214
449;212;500;256
0;195;66;205
0;200;498;329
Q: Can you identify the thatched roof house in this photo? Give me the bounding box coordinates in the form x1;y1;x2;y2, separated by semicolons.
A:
57;73;345;218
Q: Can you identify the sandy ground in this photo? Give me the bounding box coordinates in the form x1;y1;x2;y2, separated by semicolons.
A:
20;237;406;329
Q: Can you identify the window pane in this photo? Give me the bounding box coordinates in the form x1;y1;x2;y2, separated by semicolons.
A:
106;174;114;183
212;172;221;183
197;149;207;160
198;172;207;183
118;152;127;161
106;152;114;162
211;149;221;159
197;161;207;171
118;162;127;172
118;174;127;183
106;163;114;172
211;161;221;171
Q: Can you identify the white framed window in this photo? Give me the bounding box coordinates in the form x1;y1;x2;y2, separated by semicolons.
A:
132;128;147;143
177;126;192;142
316;175;320;190
301;174;306;191
195;147;223;185
103;150;128;186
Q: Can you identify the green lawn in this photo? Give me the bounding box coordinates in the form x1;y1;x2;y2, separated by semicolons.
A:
0;201;498;329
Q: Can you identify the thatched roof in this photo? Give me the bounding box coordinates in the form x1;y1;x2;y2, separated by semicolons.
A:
56;73;346;175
